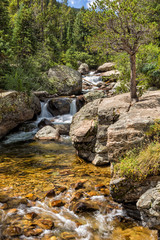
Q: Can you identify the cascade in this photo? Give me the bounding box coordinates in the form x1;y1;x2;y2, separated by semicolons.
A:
39;101;53;119
70;99;77;116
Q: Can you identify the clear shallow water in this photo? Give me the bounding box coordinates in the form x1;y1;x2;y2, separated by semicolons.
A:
0;140;158;240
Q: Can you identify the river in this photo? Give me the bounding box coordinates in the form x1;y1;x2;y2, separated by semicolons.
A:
0;73;158;239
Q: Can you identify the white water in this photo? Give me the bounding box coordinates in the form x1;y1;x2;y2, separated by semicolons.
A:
83;72;103;92
2;98;77;144
39;101;53;119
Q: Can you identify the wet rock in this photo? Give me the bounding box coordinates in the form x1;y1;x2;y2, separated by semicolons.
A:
0;195;10;203
72;201;99;213
56;186;67;194
35;126;60;141
100;188;110;196
35;219;54;230
3;226;22;237
74;179;88;190
38;118;54;129
0;91;41;139
78;63;89;75
70;191;83;202
25;193;38;201
25;212;38;220
24;228;43;237
45;189;56;198
47;98;71;116
61;231;77;239
42;235;57;240
87;191;99;197
50;200;65;208
47;65;82;96
6;198;28;209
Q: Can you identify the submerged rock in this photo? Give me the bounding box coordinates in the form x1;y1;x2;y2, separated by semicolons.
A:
0;91;41;139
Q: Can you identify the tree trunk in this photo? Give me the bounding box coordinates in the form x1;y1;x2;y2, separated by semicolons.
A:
130;54;138;102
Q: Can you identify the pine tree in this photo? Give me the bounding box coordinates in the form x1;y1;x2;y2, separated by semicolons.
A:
12;4;37;60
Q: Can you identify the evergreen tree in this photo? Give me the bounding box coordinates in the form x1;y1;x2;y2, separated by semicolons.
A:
73;7;88;51
0;0;11;87
12;4;37;60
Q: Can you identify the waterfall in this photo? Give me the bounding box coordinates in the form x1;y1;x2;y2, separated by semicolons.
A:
70;99;77;116
39;101;53;119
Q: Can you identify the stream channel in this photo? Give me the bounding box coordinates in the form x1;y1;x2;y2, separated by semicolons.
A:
0;73;158;239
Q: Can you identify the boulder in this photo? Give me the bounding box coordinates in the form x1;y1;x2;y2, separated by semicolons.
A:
83;90;106;103
70;91;160;165
100;70;120;81
35;126;60;141
47;98;71;116
78;63;89;75
0;91;41;139
137;183;160;229
96;62;115;72
48;65;82;96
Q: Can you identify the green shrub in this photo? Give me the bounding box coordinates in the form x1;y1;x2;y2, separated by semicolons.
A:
114;120;160;181
114;142;160;181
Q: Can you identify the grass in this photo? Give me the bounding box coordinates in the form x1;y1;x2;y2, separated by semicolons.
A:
114;142;160;181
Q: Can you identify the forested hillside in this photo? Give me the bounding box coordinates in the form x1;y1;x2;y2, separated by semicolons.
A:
0;0;160;94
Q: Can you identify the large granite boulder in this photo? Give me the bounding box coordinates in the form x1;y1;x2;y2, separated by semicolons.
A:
48;65;82;96
70;91;160;165
0;91;41;139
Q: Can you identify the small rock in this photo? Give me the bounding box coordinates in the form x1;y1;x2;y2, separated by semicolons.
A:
72;201;98;213
35;219;54;230
45;189;56;198
61;231;77;240
50;200;65;208
24;228;43;237
25;193;38;201
71;191;83;202
35;126;60;141
3;226;22;237
25;212;38;220
74;179;88;190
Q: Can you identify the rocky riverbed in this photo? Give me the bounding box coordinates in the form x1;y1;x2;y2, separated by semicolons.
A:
0;140;157;240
